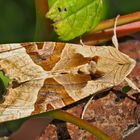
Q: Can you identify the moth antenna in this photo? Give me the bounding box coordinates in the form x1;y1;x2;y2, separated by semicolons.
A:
81;95;95;119
125;77;140;92
112;15;120;50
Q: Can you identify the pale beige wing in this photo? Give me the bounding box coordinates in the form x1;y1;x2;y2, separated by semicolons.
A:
0;80;44;122
0;44;47;122
48;45;136;103
0;43;136;123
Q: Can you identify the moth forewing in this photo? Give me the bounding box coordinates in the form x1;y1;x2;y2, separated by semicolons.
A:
0;42;136;123
74;45;136;94
0;45;48;122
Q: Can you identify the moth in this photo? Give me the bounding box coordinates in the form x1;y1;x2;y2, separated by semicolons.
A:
0;42;136;123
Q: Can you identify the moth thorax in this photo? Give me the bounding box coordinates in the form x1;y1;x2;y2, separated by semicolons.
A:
77;61;97;75
76;61;104;80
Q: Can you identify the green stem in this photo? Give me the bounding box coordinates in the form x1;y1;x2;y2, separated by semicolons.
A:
80;11;140;45
44;110;112;140
4;110;112;140
92;11;140;33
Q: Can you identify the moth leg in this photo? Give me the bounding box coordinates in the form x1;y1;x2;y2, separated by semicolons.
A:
112;15;120;50
81;95;95;119
80;37;85;47
125;77;140;92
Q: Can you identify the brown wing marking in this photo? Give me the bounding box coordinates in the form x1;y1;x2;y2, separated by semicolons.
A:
32;73;92;115
52;43;92;71
32;77;74;114
54;74;92;100
23;42;66;71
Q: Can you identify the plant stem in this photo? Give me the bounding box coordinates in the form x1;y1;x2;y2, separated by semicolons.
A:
81;11;140;45
46;110;112;140
92;11;140;33
83;21;140;45
5;110;112;140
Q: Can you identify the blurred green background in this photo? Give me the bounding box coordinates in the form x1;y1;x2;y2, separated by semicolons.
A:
105;0;140;18
0;0;140;44
0;0;35;43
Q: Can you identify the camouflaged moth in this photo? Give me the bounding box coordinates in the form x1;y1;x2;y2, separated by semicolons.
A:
0;42;136;122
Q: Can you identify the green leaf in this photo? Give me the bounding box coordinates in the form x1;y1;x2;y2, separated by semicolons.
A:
0;71;9;104
48;0;57;8
0;71;10;101
122;86;132;93
46;0;105;41
0;71;9;88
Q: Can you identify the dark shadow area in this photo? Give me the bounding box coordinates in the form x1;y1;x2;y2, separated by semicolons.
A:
54;120;71;140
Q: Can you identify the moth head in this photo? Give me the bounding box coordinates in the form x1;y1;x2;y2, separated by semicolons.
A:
74;45;136;85
77;60;104;80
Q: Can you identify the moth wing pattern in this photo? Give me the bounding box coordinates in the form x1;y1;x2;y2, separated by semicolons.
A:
0;42;136;122
0;44;47;122
31;43;136;114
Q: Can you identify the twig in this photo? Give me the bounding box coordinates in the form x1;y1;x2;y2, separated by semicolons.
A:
92;11;140;33
81;11;140;45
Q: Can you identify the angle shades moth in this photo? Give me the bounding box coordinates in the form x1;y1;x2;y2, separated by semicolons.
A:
0;42;136;123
